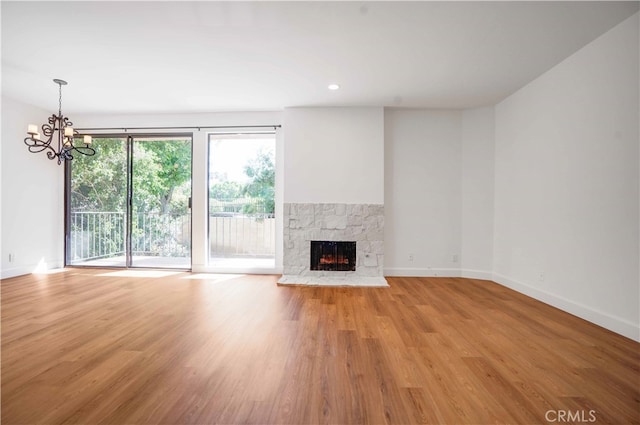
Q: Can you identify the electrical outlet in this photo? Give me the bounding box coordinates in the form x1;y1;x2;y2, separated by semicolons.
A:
539;271;545;281
452;254;459;263
408;254;414;262
8;253;15;263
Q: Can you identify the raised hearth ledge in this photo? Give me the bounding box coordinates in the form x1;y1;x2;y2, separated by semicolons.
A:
277;275;389;287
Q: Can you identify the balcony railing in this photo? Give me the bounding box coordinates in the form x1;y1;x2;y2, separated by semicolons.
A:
69;205;275;263
69;212;126;261
209;213;275;258
132;213;191;257
69;211;191;262
209;198;275;258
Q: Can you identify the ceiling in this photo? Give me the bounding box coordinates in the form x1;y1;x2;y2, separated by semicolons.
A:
2;1;638;114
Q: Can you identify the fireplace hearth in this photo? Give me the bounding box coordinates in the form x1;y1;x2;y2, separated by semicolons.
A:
310;241;356;271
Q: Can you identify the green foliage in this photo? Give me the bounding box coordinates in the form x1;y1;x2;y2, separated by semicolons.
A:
132;146;163;213
70;138;127;212
72;137;274;218
242;148;275;214
209;180;243;200
71;138;191;215
142;141;191;214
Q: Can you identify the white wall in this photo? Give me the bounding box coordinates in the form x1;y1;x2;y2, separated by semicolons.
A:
1;96;65;278
283;107;384;204
71;110;283;273
461;107;495;279
384;109;462;276
4;14;636;341
493;13;639;340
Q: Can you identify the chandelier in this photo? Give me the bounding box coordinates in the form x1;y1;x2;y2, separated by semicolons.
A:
25;79;95;165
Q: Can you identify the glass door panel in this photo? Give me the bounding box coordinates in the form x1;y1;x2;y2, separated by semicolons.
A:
130;136;192;269
208;133;275;269
67;137;127;267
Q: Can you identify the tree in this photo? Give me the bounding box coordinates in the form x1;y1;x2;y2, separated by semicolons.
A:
242;148;275;214
141;140;191;215
70;138;191;215
209;180;243;200
70;138;128;212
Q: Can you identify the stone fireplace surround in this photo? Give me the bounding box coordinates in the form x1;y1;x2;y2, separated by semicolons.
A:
278;203;388;286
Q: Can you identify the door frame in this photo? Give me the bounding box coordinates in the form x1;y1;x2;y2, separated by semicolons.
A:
64;132;194;270
206;131;277;269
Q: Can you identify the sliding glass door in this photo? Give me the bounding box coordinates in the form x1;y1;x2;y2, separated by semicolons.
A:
67;137;128;267
130;136;191;268
66;134;192;269
208;132;275;269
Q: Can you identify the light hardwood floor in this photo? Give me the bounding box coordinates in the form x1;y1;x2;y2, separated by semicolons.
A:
2;269;638;424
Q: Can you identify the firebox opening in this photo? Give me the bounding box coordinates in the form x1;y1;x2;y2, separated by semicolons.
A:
310;241;356;271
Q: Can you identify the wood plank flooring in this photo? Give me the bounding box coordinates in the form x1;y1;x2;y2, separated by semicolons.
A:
2;269;638;424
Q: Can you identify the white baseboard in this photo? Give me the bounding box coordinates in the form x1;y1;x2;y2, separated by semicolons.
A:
384;267;461;277
492;272;640;342
192;265;283;275
1;265;33;279
460;269;493;280
1;259;64;280
384;267;494;280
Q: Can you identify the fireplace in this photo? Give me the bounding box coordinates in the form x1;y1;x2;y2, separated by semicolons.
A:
279;203;387;286
310;241;356;271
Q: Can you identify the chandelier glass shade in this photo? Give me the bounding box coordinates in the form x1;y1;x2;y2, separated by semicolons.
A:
24;79;95;165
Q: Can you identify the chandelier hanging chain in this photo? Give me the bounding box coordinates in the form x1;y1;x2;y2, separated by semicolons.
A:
58;82;63;117
24;79;95;165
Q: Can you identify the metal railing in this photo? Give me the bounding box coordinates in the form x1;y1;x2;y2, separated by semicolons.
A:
132;213;191;257
209;198;275;258
69;211;191;262
69;212;126;261
69;205;275;263
209;212;275;258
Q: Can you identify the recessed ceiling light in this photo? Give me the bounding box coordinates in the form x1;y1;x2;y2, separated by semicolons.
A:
328;84;340;91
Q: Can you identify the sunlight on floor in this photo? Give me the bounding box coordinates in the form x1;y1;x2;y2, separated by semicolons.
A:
181;273;246;283
32;265;71;275
96;270;184;278
32;269;71;275
208;257;275;269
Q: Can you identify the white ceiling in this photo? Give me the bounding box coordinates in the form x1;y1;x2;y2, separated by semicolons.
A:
2;1;638;114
